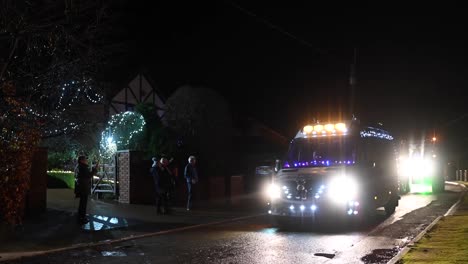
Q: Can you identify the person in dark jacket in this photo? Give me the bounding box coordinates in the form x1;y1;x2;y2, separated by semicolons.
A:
150;157;163;214
74;155;98;224
157;157;175;214
184;155;198;211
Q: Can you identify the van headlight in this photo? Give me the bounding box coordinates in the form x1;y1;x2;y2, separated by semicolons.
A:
265;183;281;201
328;176;358;204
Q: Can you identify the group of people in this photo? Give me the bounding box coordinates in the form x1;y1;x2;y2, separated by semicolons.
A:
150;155;198;214
73;154;198;224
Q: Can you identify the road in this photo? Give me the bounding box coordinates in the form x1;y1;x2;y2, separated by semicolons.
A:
4;184;463;264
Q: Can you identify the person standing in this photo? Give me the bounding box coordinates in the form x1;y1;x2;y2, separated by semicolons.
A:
157;157;175;214
184;156;198;211
74;155;98;224
150;157;163;214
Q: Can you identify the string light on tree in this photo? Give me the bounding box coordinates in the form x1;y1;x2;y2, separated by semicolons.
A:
100;111;146;158
56;77;103;111
19;76;105;137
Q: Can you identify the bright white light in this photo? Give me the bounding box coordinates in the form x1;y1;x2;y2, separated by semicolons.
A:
265;184;281;201
289;205;295;210
107;136;113;143
400;157;434;177
311;205;317;211
328;175;358;204
300;205;305;211
268;210;272;214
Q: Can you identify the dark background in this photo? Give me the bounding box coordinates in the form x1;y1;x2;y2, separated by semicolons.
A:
113;1;468;162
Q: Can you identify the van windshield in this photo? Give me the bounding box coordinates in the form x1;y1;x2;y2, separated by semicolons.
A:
284;137;356;168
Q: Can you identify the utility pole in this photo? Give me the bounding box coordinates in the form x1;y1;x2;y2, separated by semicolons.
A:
349;47;357;117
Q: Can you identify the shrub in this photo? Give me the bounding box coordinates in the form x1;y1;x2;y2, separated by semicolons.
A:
47;171;75;189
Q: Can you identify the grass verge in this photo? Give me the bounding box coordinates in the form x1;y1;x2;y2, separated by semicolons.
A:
402;182;468;263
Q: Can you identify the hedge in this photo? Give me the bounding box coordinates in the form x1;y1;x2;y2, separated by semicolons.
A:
47;171;75;189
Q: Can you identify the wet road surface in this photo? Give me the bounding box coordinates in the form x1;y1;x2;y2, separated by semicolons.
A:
3;184;463;264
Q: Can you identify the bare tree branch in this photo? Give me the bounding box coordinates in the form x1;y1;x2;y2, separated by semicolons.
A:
0;37;18;81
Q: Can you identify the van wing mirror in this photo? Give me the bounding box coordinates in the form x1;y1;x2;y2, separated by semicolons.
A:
275;159;281;173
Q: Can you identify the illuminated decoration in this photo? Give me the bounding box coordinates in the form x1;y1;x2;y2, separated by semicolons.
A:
100;111;146;158
56;78;104;111
359;127;393;140
16;76;105;137
284;160;355;168
100;136;117;160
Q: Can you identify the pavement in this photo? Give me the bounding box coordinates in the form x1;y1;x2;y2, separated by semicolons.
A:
0;189;265;262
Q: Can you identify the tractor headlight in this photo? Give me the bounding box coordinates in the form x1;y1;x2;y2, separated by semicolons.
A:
328;175;358;204
422;159;435;176
400;157;434;177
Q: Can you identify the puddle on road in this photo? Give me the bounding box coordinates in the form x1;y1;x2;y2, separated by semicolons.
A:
101;251;127;257
361;248;399;264
81;215;129;231
314;253;335;259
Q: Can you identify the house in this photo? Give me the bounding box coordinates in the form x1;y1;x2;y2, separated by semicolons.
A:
109;71;166;117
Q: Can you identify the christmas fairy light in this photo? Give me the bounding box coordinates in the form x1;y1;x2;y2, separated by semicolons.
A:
100;111;146;158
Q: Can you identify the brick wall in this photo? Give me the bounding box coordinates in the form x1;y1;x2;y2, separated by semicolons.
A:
117;150;154;204
117;150;245;205
117;151;130;203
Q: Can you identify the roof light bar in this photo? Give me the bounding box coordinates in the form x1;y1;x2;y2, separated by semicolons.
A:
324;124;335;132
335;123;347;132
303;125;313;134
302;122;348;135
314;125;324;132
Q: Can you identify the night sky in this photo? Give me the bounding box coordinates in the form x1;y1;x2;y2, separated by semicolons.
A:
120;1;468;157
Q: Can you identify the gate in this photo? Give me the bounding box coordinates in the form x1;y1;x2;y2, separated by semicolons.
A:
92;155;118;198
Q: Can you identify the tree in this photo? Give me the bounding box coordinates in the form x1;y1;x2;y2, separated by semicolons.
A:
0;82;40;225
0;0;128;225
163;85;233;178
1;0;129;137
136;103;179;159
100;111;146;159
